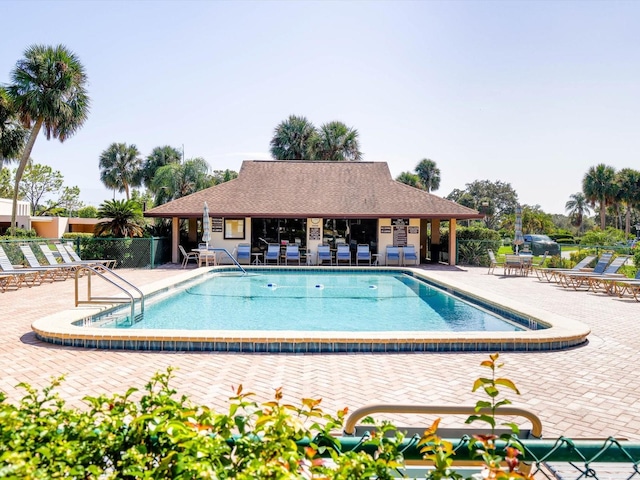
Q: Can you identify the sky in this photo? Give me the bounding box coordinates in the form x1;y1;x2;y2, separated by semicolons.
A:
1;0;639;214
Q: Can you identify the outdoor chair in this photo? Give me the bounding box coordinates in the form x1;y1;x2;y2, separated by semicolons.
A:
264;244;280;265
535;254;597;282
559;254;628;291
335;244;351;266
555;252;613;289
527;251;549;276
487;249;504;275
285;244;301;265
402;245;419;266
317;244;332;266
356;244;371;265
179;245;199;269
504;254;526;276
385;246;401;266
19;245;69;281
236;243;251;265
56;244;117;269
0;245;42;291
604;270;640;300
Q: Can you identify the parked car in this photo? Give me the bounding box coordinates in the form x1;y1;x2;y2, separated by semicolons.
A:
515;234;561;256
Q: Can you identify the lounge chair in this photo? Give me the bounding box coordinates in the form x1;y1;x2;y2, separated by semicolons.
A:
236;243;251;265
264;244;280;265
335;244;351;266
386;246;401;266
605;270;640;300
402;245;419;266
535;254;597;282
0;245;42;291
356;244;371;265
57;244;117;269
593;269;640;298
569;255;631;292
285;244;301;265
556;253;621;290
178;245;199;269
317;244;332;266
19;245;69;281
487;249;504;275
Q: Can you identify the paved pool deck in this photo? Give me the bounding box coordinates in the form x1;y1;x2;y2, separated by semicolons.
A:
2;263;639;441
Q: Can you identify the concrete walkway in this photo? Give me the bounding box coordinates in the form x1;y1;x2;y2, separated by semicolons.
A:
1;263;639;441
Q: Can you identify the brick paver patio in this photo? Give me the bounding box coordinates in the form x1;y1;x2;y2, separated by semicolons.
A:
1;264;639;441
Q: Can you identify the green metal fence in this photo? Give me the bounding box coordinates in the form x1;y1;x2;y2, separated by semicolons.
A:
306;435;640;479
0;237;172;269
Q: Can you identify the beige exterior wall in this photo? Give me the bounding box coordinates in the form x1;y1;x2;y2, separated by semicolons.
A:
0;199;31;231
30;217;101;238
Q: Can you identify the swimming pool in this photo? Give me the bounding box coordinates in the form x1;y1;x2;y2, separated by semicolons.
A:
31;267;591;353
99;271;523;332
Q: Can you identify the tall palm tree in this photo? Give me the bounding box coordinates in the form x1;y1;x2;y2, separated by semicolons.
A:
582;164;617;229
615;168;640;237
269;115;317;160
6;44;89;232
99;143;143;200
565;192;591;233
314;121;362;161
0;88;28;171
94;199;144;237
150;157;213;205
138;145;182;188
415;158;441;192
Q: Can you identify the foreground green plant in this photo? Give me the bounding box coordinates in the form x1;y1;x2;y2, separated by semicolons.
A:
418;353;532;480
0;354;531;479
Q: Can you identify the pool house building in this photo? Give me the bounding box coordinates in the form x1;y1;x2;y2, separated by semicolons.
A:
144;160;483;266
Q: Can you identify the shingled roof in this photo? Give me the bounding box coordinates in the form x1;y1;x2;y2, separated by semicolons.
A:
144;160;482;220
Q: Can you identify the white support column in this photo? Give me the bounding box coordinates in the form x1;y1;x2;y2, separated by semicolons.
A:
172;217;180;264
448;218;457;266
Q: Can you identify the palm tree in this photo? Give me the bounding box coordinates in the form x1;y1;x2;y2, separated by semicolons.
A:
565;192;591;233
99;143;143;200
582;164;617;229
395;172;423;188
150;157;213;205
94;199;144;238
314;121;362;161
615;168;640;237
415;158;441;193
6;44;89;232
269;115;317;160
138;145;182;188
0;88;28;171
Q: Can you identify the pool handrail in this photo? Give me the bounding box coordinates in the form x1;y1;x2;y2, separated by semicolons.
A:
343;403;543;438
74;265;145;325
209;248;247;274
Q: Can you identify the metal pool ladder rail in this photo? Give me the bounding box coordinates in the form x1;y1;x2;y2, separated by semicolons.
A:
343;404;543;438
211;248;247;274
74;265;145;324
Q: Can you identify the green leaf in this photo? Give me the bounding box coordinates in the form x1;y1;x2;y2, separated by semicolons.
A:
496;378;520;394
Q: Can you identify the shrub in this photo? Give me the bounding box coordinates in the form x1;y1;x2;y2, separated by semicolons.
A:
580;228;625;247
0;356;532;479
441;227;502;266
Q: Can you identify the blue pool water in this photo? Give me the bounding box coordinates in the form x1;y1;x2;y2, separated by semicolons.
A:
100;271;523;332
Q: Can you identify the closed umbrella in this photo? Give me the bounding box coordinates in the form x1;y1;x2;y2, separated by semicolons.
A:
514;205;524;254
202;202;211;249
